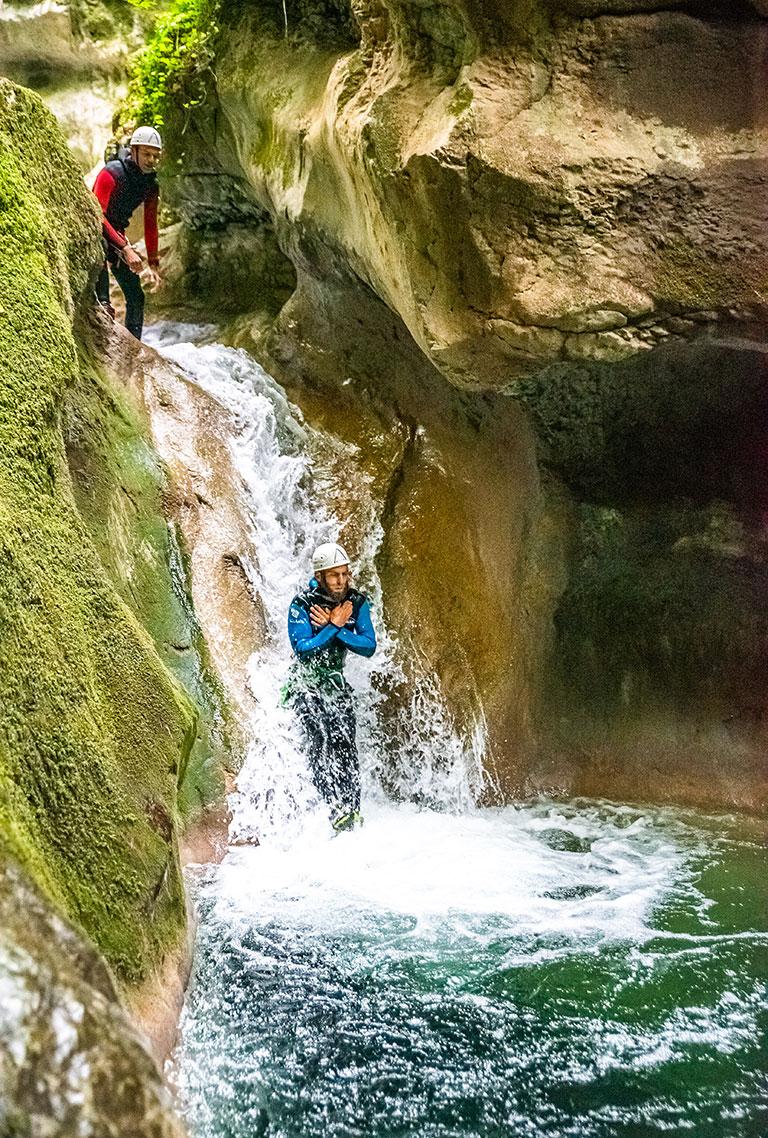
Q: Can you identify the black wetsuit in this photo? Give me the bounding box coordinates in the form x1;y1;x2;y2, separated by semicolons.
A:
92;157;159;340
286;578;376;818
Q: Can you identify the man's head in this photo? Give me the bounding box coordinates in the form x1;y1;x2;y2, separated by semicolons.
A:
129;126;163;173
312;542;351;601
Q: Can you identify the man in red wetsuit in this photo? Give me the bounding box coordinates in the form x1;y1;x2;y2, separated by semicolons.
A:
92;126;163;341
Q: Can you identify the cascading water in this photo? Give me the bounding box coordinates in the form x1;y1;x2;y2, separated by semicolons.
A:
147;325;767;1138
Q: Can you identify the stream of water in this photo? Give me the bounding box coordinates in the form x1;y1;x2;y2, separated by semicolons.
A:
147;325;767;1138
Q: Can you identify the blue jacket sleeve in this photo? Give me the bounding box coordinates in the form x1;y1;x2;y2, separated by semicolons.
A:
336;600;376;658
288;602;339;658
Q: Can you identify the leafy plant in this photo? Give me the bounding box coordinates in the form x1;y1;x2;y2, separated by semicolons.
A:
121;0;221;134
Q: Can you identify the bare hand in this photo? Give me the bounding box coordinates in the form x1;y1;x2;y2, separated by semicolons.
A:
143;265;162;292
330;600;353;628
309;604;330;628
122;246;144;273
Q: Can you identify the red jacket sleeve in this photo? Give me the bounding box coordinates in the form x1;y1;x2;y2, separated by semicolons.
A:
144;187;159;266
92;168;127;248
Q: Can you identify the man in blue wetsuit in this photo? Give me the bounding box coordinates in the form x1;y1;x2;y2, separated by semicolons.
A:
286;542;376;833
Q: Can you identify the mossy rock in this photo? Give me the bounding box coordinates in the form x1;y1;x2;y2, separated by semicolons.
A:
63;347;231;823
0;80;207;983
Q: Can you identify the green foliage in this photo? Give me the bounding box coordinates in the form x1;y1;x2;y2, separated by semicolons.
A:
122;0;221;133
123;0;165;12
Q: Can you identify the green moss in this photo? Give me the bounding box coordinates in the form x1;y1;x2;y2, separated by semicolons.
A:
166;527;234;818
248;118;299;187
62;353;231;824
448;82;473;117
0;81;201;983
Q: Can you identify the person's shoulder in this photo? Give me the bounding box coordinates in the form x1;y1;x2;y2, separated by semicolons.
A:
349;587;368;608
288;595;307;623
103;158;126;178
289;585;313;613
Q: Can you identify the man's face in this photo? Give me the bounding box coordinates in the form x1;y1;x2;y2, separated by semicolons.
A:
320;565;349;601
133;145;162;173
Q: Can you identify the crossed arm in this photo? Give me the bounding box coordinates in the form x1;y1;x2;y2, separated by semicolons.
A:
288;600;376;659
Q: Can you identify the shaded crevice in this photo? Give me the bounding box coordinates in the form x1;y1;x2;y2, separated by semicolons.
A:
375;416;419;574
508;341;768;511
225;0;359;48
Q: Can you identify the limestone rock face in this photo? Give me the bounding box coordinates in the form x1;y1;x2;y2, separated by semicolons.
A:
171;0;768;385
0;862;183;1138
157;0;768;809
107;328;268;733
0;0;133;169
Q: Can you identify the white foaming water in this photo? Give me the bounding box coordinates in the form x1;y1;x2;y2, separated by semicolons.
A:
209;801;684;953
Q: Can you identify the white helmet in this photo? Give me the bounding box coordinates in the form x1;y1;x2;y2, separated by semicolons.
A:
312;542;350;573
129;126;163;149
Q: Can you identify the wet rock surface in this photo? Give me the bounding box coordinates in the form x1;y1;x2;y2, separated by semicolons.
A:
107;326;268;734
0;862;184;1138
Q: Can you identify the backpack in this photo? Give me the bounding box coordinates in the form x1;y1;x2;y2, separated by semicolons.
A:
103;139;131;165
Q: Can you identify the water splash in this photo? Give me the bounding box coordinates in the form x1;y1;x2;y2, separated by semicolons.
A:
146;323;486;843
174;799;767;1138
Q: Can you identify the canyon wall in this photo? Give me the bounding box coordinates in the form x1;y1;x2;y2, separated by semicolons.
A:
0;0;138;168
150;0;768;810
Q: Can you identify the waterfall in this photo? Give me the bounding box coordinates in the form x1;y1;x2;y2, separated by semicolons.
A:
147;322;486;846
145;324;768;1138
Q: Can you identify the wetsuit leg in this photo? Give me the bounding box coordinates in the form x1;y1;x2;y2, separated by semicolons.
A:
293;688;360;815
95;263;111;305
292;690;336;806
328;688;360;813
111;258;146;340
